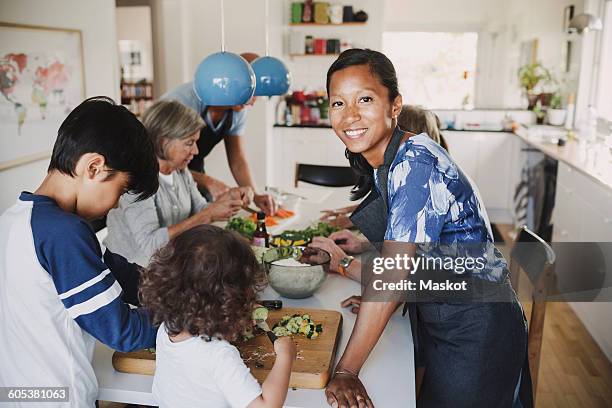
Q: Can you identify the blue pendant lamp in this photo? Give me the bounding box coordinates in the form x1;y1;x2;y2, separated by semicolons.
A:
252;0;291;96
193;0;255;106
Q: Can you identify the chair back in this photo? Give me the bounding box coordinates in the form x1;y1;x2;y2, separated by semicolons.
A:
510;225;556;291
509;225;556;404
294;163;357;187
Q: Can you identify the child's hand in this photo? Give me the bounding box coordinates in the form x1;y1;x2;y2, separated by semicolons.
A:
274;336;297;360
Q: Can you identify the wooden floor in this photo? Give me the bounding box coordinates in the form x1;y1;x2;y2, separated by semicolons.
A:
102;225;612;408
532;302;612;407
496;224;612;408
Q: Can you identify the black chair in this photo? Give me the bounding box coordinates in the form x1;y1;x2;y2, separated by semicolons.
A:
509;225;556;403
294;163;357;188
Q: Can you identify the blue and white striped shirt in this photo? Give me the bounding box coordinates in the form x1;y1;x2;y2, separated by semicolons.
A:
0;192;156;407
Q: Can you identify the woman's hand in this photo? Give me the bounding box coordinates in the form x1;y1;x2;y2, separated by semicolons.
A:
325;372;374;408
200;199;243;222
309;236;348;273
329;230;365;254
254;193;278;216
341;295;362;314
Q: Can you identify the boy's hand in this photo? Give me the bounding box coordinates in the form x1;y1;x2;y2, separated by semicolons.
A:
274;336;297;360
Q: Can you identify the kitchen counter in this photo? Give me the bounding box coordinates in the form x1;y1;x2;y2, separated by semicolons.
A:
93;187;416;408
513;126;612;193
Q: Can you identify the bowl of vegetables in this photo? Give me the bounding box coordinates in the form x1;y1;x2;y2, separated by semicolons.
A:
262;246;330;298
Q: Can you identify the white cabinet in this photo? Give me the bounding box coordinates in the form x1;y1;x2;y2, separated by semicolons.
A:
551;162;612;361
444;131;519;223
552;162;612;242
444;131;480;182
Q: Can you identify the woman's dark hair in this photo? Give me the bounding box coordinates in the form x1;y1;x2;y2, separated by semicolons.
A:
326;49;400;200
140;225;266;341
48;96;159;201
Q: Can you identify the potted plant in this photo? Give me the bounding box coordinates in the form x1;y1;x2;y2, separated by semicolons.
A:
533;104;546;125
547;92;566;126
518;62;553;110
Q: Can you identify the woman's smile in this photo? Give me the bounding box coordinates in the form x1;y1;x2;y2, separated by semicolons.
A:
344;128;369;139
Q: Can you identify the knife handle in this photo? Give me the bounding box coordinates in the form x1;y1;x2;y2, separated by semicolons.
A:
266;330;277;344
260;300;283;310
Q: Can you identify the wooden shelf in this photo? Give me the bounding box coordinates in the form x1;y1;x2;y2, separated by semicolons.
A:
289;22;366;26
289;53;340;57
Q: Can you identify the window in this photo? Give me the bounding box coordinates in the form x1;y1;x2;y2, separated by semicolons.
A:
383;32;478;109
596;0;612;120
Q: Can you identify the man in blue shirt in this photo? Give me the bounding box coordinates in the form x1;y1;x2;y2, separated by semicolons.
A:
162;52;277;215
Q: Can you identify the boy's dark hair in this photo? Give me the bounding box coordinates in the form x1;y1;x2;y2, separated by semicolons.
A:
140;225;266;341
326;49;400;201
49;96;159;201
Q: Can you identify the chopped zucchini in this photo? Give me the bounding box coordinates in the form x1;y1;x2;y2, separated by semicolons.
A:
251;307;269;322
270;313;323;340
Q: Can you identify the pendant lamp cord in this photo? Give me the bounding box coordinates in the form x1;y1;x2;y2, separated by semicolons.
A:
265;0;270;56
221;0;226;52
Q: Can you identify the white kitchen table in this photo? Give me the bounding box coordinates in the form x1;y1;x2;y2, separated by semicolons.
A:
93;187;416;407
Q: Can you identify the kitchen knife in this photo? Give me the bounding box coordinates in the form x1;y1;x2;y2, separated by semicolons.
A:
255;319;277;344
243;206;259;214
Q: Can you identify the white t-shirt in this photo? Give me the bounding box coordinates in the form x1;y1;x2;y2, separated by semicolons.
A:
158;172;174;186
153;324;262;408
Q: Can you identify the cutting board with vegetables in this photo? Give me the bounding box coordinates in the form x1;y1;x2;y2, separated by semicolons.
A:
111;308;343;389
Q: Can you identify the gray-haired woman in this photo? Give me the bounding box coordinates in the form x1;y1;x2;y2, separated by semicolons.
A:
104;100;249;266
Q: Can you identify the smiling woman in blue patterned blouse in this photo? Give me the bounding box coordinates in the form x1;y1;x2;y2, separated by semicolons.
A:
308;49;533;408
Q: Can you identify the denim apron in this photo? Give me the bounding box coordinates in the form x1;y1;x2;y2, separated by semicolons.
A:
349;127;534;408
187;106;233;175
188;107;233;200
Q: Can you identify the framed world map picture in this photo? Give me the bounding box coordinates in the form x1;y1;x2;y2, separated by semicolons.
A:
0;22;85;170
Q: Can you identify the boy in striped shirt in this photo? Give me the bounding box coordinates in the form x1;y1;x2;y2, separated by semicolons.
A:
0;97;160;407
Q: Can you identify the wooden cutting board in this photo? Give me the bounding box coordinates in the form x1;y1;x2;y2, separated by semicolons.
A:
112;307;343;389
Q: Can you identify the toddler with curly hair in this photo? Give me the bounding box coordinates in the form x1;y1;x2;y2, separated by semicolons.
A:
140;224;296;407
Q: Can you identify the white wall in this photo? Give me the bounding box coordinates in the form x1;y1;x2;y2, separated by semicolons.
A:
152;0;270;188
0;0;120;213
382;0;585;109
384;0;503;31
116;6;155;81
502;0;584;108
